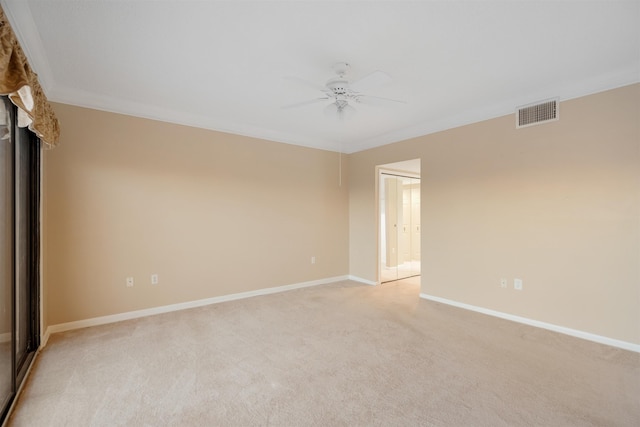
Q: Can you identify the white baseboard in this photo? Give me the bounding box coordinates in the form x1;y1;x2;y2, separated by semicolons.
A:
420;293;640;353
44;275;350;343
348;275;378;286
40;329;50;348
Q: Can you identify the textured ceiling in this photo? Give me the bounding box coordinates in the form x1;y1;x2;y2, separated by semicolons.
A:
2;0;639;153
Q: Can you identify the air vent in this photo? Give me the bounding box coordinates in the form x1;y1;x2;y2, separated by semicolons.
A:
516;99;558;128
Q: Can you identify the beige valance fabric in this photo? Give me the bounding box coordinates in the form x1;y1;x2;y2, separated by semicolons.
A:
0;6;59;148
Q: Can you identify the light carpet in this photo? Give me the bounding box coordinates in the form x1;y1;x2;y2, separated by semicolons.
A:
8;278;640;426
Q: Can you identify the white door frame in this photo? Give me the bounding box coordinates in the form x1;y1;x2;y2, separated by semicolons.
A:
376;163;421;284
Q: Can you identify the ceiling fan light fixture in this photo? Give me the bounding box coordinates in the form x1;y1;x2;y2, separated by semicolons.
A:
324;102;355;121
338;104;356;121
324;102;338;117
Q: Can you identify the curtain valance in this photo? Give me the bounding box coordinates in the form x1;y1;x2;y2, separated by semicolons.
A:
0;6;59;148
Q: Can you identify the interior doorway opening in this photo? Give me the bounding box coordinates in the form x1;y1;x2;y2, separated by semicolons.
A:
378;159;421;284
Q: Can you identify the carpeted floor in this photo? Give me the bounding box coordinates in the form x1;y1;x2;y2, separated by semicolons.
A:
8;278;640;426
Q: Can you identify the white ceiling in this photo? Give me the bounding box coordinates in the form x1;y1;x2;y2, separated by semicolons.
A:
2;0;638;153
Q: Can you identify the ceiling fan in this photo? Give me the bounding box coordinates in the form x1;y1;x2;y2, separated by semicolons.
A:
283;62;405;120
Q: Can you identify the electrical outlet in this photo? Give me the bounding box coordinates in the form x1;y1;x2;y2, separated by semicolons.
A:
514;278;523;290
126;277;134;287
311;256;316;264
500;278;508;288
151;274;159;285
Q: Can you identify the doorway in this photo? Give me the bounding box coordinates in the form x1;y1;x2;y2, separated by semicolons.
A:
378;160;421;283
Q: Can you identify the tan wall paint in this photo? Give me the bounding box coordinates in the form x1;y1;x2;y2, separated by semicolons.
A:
348;84;640;344
44;104;348;326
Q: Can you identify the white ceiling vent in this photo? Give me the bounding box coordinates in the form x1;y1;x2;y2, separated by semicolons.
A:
516;99;559;128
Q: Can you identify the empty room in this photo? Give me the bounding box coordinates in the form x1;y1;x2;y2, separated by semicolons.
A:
0;1;638;425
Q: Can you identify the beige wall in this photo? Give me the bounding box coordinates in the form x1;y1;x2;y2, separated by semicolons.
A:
43;85;639;344
43;104;349;326
349;84;640;344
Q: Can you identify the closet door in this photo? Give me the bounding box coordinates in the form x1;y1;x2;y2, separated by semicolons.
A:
398;176;420;280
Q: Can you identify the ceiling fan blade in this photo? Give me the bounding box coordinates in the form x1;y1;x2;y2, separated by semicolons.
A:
349;70;391;92
355;94;406;106
282;97;329;109
283;76;327;92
